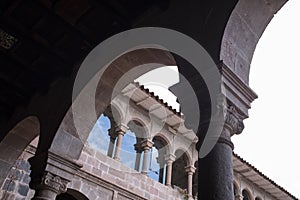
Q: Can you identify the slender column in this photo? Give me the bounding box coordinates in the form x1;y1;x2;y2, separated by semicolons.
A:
141;140;153;175
31;172;68;200
235;193;243;200
165;154;176;186
107;127;118;158
185;166;196;199
134;143;142;171
198;105;244;200
113;124;128;161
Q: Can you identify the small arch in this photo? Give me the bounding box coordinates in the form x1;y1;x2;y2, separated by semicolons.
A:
172;149;190;190
87;114;111;155
255;197;262;200
127;119;148;140
148;135;170;183
152;133;171;154
56;189;89;200
242;189;253;200
109;102;123;125
173;147;192;166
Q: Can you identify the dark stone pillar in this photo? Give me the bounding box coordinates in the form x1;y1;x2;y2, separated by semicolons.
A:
198;105;244;200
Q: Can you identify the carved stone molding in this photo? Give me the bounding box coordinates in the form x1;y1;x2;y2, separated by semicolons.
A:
224;105;244;136
43;172;67;193
32;172;68;195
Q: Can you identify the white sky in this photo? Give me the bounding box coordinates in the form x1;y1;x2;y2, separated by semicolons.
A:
232;0;300;198
135;0;300;197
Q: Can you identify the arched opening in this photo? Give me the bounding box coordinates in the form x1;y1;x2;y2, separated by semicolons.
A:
149;136;169;183
242;189;251;200
172;149;189;190
87;114;111;155
0;116;40;188
51;48;177;160
56;189;88;200
119;120;147;170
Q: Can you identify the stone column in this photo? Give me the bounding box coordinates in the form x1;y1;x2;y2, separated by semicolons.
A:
185;166;196;199
165;154;176;186
141;140;153;175
107;127;118;158
113;124;128;161
235;193;243;200
31;172;68;200
134;143;142;171
198;105;244;200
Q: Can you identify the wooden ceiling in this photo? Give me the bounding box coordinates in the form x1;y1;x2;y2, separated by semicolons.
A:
0;0;167;122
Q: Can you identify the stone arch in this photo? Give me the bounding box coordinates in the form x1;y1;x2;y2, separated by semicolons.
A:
104;103;123;127
0;116;40;186
56;189;89;200
50;48;176;160
242;188;253;200
127;119;149;140
233;180;240;197
152;133;171;155
173;147;193;167
255;197;262;200
220;0;288;83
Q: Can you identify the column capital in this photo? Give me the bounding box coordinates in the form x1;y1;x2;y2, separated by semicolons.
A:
108;127;118;138
115;123;129;135
165;153;176;163
140;139;154;150
31;172;68;195
185;166;196;174
134;143;143;153
224;105;244;136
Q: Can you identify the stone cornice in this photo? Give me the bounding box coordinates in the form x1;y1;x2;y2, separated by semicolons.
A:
219;61;258;117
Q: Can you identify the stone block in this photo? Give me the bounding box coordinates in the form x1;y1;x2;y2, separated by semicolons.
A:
99;163;109;173
18;183;29;196
2;179;16;192
91;167;102;177
235;0;274;35
95;151;107;163
109;167;125;179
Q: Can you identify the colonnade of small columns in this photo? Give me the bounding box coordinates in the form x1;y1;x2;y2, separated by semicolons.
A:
106;122;196;199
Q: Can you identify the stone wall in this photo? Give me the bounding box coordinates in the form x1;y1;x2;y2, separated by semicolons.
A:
76;145;185;200
0;144;185;200
0;147;35;200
